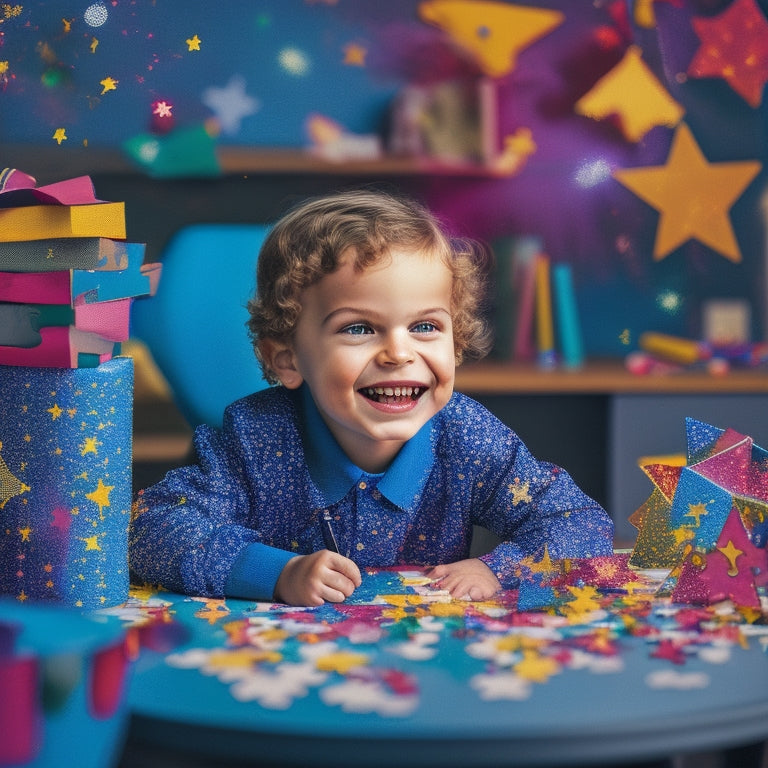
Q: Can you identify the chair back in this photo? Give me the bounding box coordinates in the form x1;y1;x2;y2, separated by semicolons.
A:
131;223;271;428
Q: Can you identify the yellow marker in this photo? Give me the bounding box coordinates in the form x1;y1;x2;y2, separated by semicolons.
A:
638;332;709;365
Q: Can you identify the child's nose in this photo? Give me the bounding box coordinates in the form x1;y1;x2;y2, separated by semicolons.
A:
378;331;414;366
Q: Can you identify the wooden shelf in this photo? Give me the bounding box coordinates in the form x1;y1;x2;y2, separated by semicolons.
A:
6;145;514;182
454;359;768;395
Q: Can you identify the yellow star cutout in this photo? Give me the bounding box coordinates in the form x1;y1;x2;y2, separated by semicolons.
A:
186;34;201;51
100;76;118;94
52;128;67;144
514;650;560;683
86;478;113;514
717;539;744;576
418;0;563;78
613;122;761;262
685;501;709;527
315;650;369;674
575;46;684;142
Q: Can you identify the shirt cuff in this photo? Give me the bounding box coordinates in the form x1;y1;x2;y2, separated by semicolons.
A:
225;543;297;601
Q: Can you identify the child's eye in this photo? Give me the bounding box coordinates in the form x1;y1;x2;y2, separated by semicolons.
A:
411;321;438;334
341;323;373;335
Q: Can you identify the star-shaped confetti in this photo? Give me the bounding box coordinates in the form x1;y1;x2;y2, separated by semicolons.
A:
186;34;201;52
613;122;761;262
201;75;260;136
687;0;768;108
418;0;564;78
52;128;67;145
575;45;684;142
99;76;118;95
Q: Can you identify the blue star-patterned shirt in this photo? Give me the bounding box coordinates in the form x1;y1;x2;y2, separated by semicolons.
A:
129;385;614;599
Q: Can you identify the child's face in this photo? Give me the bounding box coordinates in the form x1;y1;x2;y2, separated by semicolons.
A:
276;247;455;473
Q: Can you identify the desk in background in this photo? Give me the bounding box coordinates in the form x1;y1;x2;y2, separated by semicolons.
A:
454;361;768;544
111;562;768;768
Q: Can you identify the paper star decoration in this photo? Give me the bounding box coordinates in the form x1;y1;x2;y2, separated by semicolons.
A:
629;417;768;608
687;0;768;108
186;34;201;52
613;123;761;262
201;75;260;135
418;0;564;78
575;45;684;142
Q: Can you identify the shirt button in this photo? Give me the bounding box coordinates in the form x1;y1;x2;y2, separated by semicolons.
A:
359;481;367;490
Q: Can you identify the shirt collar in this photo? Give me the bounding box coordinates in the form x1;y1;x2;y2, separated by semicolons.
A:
300;384;435;510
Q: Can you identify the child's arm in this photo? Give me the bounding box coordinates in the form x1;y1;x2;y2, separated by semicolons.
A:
129;424;293;600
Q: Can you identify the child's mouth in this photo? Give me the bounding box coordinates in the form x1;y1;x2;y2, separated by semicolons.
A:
360;386;423;405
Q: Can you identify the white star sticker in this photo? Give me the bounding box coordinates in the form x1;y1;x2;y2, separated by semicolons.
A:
201;75;260;136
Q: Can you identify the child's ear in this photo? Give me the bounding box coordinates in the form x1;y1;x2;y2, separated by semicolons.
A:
259;339;304;389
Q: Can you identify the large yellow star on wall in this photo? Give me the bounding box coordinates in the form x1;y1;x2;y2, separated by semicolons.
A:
613;123;761;262
418;0;563;78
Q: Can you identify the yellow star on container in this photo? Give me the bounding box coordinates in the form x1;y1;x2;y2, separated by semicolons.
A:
100;76;118;94
685;501;709;527
0;450;30;508
52;128;67;144
186;34;201;51
86;477;114;514
47;403;63;420
83;535;101;551
19;526;32;541
80;436;100;456
418;0;563;78
613;123;761;262
575;46;684;142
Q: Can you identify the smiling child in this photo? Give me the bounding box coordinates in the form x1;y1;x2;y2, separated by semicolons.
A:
129;189;613;605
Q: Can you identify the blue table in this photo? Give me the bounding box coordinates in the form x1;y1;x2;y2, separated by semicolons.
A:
115;565;768;767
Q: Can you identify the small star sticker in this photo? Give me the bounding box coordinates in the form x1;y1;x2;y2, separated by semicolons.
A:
186;34;201;52
716;539;744;576
52;128;67;144
100;76;118;94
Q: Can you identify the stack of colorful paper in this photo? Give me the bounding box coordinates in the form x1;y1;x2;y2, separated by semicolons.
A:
0;169;155;609
0;167;158;367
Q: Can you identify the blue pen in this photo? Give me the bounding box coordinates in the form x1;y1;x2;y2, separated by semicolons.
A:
320;510;340;554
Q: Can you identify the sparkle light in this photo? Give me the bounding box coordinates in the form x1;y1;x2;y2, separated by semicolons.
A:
573;158;612;189
83;2;109;28
278;47;311;76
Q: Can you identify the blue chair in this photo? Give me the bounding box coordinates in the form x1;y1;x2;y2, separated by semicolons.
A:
130;223;272;429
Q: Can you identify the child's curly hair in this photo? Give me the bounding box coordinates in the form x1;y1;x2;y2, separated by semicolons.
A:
247;189;493;384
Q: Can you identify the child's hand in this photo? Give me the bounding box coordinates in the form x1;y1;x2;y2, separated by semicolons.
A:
427;558;501;601
274;550;362;606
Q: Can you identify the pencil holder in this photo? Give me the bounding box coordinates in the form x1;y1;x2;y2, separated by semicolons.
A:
0;357;134;609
